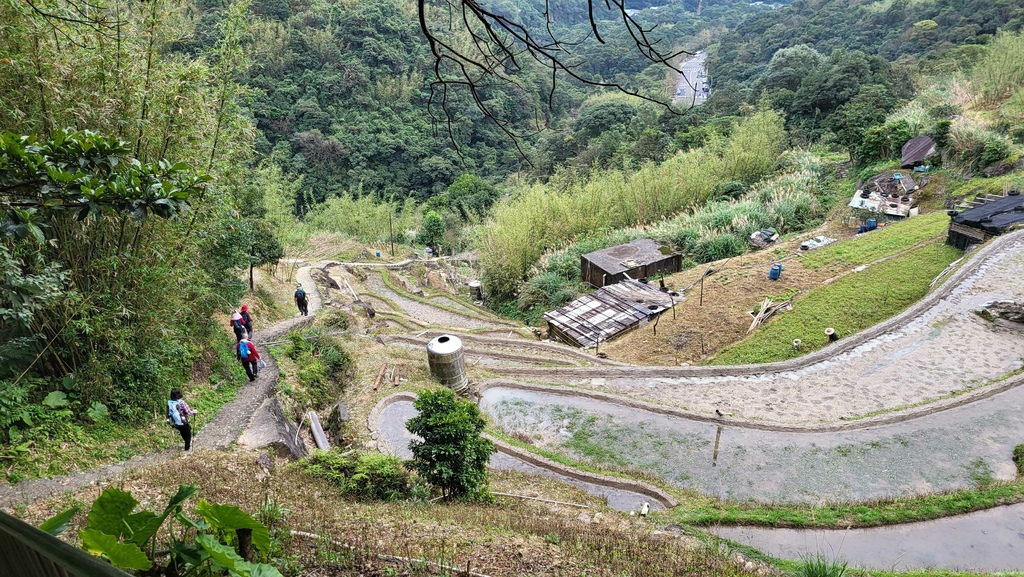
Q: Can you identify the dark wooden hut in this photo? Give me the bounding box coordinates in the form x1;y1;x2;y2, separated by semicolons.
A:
580;238;681;288
947;191;1024;250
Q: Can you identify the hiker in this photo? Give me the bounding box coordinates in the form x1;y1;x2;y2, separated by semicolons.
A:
294;283;309;316
236;334;262;382
167;388;198;451
240;305;254;339
229;310;246;342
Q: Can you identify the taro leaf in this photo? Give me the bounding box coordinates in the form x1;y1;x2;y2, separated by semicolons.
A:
128;484;200;547
124;511;159;543
196;533;245;572
38;507;78;536
86;402;109;422
42;391;68;408
250;563;285;577
169;539;206;567
176;512;210;532
86;488;138;538
196;500;271;555
79;529;153;571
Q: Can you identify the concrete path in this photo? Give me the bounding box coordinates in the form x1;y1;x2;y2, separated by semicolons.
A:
0;267;320;509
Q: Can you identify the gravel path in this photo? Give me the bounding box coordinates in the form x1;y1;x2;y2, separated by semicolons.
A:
363;271;501;330
0;267;321;509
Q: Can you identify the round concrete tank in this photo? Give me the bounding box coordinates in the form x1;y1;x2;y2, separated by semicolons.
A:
468;280;483;301
426;335;468;393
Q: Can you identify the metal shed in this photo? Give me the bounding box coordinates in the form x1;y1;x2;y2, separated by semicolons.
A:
947;192;1024;250
580;238;682;288
544;280;680;348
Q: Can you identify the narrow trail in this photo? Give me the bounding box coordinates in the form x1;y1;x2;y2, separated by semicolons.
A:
0;267;321;510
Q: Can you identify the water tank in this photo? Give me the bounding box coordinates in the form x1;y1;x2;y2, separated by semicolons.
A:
468;280;483;301
768;263;783;281
426;335;468;393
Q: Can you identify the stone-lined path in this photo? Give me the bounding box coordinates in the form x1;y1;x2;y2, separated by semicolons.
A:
0;267;320;509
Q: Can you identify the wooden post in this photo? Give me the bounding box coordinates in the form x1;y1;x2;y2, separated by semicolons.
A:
389;212;395;257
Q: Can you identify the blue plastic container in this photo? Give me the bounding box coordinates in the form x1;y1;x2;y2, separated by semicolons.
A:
768;264;783;280
866;218;877;229
376;251;381;257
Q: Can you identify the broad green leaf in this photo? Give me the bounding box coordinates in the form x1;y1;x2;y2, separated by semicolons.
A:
175;512;210;531
249;563;285;577
86;488;138;537
128;485;199;547
196;533;244;571
42;391;68;408
196;500;271;555
38;507;78;536
79;529;152;571
86;402;109;422
124;511;158;542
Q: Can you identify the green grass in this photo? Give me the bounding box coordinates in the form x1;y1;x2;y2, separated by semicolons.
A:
669;478;1024;529
800;211;950;270
708;243;963;365
2;335;248;484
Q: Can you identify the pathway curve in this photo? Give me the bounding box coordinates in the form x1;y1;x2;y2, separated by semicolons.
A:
0;267;321;509
488;231;1024;425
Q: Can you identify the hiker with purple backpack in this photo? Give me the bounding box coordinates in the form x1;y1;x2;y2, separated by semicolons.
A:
167;388;198;451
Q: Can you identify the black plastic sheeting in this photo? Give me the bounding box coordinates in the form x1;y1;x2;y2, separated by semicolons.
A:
952;193;1024;235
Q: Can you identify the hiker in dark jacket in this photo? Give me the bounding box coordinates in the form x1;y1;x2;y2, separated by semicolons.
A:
235;336;262;382
294;284;309;316
167;388;198;451
240;305;254;339
229;310;245;342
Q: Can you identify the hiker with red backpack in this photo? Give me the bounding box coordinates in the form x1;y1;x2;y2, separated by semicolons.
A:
167;388;198;451
236;335;262;382
229;310;246;342
240;305;254;339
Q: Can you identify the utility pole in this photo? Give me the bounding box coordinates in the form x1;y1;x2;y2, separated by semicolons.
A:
388;212;395;257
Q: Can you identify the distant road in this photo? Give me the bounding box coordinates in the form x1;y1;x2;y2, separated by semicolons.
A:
673;51;708;106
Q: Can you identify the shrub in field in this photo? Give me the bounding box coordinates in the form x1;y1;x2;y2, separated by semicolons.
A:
1013;444;1024;477
406;388;495;501
301;449;411;501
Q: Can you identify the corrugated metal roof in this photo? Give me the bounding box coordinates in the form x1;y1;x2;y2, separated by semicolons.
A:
901;135;937;168
581;238;674;276
544;280;679;348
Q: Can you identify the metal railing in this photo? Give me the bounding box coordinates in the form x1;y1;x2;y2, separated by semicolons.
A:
0;511;131;577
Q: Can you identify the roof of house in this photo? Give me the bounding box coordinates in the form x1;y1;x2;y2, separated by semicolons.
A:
581;238;674;276
544;280;678;348
953;193;1024;234
901;135;937;168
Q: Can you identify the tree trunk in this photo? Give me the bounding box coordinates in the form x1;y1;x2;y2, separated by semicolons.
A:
249;262;255;291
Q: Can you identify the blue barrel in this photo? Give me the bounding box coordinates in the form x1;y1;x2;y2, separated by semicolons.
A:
768;264;782;280
866;218;877;229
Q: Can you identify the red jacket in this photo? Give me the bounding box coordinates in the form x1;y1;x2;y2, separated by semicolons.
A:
235;341;261;362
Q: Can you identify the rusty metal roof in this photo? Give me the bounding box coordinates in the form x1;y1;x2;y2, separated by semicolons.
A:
544;280;679;348
901;135;937;168
581;238;674;276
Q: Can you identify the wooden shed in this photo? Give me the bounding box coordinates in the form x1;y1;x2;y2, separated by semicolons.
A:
581;238;682;288
544;280;680;348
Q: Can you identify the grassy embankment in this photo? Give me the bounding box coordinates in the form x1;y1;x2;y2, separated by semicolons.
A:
707;212;962;365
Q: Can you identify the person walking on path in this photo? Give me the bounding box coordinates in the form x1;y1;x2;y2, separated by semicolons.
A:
240;305;255;339
230;310;246;342
167;388;198;451
294;284;309;316
236;335;262;382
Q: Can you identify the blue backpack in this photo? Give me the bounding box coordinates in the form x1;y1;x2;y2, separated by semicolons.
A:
232;318;244;330
238;340;250;359
167;400;183;426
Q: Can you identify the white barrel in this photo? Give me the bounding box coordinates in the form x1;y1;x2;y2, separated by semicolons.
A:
426;335;468;393
468;280;483;301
